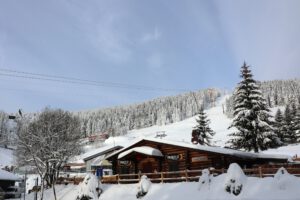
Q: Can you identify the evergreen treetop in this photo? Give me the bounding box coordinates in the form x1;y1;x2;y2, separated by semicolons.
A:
228;62;277;152
192;107;215;146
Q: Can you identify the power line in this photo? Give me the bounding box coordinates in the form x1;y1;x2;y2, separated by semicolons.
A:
0;68;188;92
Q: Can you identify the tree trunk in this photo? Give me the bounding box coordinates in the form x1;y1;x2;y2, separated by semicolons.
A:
52;182;57;200
39;176;44;200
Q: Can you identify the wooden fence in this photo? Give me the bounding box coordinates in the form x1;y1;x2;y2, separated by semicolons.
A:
101;167;300;184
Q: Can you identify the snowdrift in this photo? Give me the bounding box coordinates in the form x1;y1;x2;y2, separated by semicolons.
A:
100;164;300;200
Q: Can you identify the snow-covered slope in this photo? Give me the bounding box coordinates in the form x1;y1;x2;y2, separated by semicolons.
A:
0;147;14;167
104;95;233;147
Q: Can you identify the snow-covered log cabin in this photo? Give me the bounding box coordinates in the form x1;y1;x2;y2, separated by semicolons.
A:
105;138;289;175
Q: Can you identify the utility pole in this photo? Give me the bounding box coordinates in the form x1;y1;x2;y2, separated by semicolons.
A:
9;109;26;200
34;177;38;200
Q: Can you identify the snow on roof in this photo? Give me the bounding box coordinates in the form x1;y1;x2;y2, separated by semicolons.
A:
91;155;106;166
106;137;289;160
81;145;123;161
0;169;21;181
118;146;163;159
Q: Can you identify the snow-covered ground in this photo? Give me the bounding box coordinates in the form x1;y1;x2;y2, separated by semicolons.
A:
100;163;300;200
0;147;14;167
15;165;300;200
104;95;233;147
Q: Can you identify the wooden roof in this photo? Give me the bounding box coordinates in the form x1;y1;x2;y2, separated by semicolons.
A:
105;138;289;162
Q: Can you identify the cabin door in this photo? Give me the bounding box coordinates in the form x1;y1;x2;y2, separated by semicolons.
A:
142;161;153;173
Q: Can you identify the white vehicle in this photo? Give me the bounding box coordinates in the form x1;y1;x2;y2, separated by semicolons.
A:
5;186;22;199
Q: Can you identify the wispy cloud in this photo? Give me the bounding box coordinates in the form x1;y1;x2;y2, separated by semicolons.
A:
93;14;132;63
63;1;133;64
140;27;161;43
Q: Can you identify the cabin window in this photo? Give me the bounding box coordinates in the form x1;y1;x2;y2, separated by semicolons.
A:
119;160;131;174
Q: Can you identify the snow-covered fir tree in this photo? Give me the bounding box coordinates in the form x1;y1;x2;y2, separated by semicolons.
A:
294;105;300;141
225;79;300;116
228;62;277;152
283;104;298;143
192;107;215;146
274;109;284;145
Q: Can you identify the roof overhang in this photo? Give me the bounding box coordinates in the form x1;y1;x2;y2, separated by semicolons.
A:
105;138;289;162
118;146;163;160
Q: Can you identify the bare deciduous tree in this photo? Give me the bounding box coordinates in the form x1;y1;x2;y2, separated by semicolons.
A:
16;108;81;200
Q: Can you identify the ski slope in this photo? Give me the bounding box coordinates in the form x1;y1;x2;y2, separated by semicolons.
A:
0;147;14;167
105;95;233;147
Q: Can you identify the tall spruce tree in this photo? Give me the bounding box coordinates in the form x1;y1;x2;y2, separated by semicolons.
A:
274;109;285;145
294;105;300;142
228;62;277;152
192;107;215;146
283;104;298;143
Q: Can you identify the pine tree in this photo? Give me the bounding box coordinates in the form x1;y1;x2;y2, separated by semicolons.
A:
294;105;300;142
291;102;297;119
274;109;284;145
283;104;296;143
228;62;277;152
192;107;215;146
274;90;279;106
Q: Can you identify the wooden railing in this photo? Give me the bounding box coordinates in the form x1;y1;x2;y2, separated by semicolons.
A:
101;167;300;184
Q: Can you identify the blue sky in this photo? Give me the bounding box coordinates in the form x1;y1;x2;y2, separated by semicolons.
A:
0;0;299;113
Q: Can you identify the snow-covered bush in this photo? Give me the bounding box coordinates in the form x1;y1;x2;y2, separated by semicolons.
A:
76;174;102;200
198;169;212;191
136;175;151;198
225;163;246;196
274;167;298;190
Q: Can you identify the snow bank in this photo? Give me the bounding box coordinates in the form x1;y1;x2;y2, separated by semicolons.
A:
224;163;246;196
136;175;152;198
198;169;212;191
273;167;300;191
76;174;101;200
100;164;300;200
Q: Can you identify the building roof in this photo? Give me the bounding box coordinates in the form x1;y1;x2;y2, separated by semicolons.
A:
0;169;21;181
118;146;163;159
106;137;290;161
82;145;123;161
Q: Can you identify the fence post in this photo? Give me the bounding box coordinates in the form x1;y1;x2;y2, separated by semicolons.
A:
161;172;164;183
259;167;262;178
117;174;120;184
185;170;188;182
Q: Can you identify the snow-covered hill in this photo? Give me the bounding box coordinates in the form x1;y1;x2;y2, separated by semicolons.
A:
104;95;232;147
0;147;14;167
